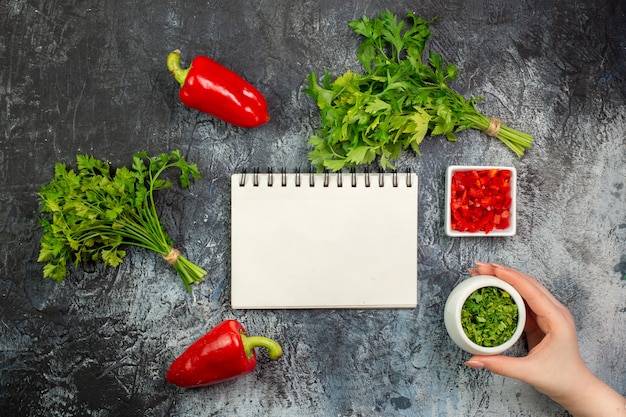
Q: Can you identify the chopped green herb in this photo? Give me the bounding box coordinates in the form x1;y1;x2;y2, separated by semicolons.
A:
304;10;533;171
37;150;206;291
461;286;519;347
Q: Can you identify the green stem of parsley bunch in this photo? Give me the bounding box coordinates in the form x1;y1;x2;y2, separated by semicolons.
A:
461;113;534;158
37;150;206;291
304;10;534;171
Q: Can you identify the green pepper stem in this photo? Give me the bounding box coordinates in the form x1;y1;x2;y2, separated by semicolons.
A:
241;332;283;360
167;49;190;88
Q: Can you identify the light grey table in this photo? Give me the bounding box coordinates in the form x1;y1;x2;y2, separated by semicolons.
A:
1;1;624;415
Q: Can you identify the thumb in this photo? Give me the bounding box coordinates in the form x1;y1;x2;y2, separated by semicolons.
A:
465;355;532;383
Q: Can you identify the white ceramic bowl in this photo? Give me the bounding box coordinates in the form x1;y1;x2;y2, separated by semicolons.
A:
444;275;526;355
445;165;517;237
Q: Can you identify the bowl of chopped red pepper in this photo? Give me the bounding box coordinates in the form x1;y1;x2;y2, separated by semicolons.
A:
445;165;517;237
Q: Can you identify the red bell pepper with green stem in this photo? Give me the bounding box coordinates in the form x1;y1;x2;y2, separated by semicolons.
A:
167;49;270;128
166;320;283;387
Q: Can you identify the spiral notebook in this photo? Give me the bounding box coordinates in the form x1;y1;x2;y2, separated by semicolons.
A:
230;170;418;309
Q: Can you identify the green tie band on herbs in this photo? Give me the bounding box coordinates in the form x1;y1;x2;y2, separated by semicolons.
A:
37;150;206;291
304;11;534;172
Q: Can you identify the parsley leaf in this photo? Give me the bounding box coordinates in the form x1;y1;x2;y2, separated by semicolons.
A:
304;10;533;171
37;150;206;291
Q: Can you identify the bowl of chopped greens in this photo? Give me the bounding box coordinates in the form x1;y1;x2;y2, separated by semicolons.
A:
444;275;526;355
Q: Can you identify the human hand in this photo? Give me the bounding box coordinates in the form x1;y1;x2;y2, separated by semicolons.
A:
465;262;626;417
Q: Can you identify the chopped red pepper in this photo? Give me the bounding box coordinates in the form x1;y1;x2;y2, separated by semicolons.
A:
166;320;283;387
449;169;513;233
167;50;270;128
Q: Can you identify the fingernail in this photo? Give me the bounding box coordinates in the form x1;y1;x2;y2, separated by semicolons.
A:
464;360;485;369
474;261;490;266
491;263;506;269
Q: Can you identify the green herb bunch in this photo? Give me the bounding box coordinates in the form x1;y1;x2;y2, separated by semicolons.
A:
37;150;206;291
304;10;534;171
461;286;519;347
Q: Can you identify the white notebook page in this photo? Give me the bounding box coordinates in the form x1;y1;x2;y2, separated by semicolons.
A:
230;171;418;309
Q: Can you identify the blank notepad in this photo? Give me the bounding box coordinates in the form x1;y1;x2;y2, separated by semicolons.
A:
230;170;418;309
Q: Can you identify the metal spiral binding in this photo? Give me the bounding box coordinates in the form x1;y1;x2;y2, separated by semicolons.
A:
238;168;414;187
405;168;413;187
295;168;301;187
253;167;260;186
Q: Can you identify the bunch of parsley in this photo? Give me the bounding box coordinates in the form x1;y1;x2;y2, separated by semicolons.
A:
37;150;206;291
304;11;534;171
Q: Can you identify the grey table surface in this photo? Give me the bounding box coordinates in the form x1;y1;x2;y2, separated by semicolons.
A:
1;0;625;416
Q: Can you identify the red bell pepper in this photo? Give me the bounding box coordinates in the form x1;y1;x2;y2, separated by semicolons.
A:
450;169;512;233
166;319;283;387
166;49;270;128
